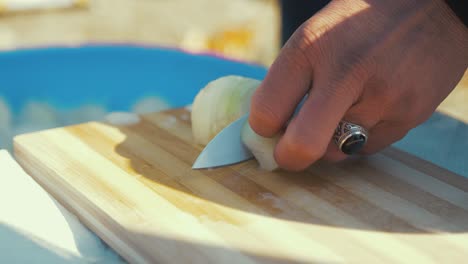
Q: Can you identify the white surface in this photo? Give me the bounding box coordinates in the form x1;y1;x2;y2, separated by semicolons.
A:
105;112;141;126
0;150;124;263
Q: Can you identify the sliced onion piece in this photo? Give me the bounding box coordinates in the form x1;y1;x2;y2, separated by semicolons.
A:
191;75;260;145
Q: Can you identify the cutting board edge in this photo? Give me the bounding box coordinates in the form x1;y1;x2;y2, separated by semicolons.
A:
10;108;468;263
12;138;150;264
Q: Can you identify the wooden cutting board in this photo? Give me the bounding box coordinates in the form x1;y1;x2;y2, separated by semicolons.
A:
13;108;468;264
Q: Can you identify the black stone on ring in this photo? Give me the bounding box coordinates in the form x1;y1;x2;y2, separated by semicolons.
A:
333;121;368;155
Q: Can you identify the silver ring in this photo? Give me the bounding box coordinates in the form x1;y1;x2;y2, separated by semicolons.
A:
333;121;369;155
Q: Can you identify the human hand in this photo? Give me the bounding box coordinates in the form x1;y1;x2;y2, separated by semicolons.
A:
249;0;468;171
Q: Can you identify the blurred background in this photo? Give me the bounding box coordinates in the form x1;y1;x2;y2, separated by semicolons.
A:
0;0;280;65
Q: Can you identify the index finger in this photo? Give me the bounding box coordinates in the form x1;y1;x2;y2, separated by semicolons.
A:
274;73;360;170
249;29;315;137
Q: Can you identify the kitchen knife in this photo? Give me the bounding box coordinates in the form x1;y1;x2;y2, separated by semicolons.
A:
192;95;309;169
192;114;253;169
192;94;368;169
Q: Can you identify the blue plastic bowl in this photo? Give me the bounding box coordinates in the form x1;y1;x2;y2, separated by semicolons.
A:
0;45;266;113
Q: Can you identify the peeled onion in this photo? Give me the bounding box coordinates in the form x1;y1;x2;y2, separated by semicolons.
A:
191;75;260;145
191;75;280;171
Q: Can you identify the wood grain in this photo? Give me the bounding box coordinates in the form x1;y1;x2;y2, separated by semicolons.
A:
13;108;468;264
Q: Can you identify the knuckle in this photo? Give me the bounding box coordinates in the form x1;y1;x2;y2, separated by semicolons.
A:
319;79;362;110
370;80;394;102
337;52;373;82
345;112;380;131
385;91;428;128
396;86;437;127
330;56;372;100
289;23;329;65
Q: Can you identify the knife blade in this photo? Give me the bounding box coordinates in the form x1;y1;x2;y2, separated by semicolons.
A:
192;114;253;169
